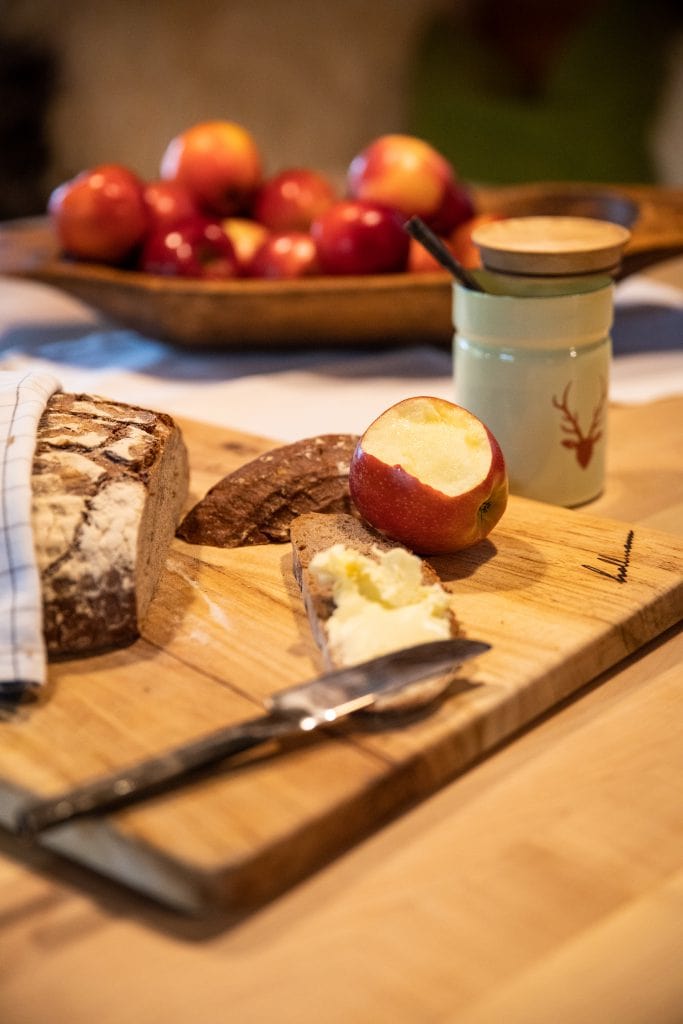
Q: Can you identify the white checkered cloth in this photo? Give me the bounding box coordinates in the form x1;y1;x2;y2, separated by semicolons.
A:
0;371;61;699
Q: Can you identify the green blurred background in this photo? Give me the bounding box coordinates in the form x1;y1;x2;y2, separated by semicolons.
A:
410;0;682;184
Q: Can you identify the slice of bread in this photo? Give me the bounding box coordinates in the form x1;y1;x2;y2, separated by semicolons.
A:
290;513;460;711
32;392;189;657
178;434;358;548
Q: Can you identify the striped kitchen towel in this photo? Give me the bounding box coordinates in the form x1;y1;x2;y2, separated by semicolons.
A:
0;371;61;699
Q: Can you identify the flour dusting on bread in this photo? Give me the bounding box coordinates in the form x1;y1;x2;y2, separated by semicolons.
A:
33;392;189;656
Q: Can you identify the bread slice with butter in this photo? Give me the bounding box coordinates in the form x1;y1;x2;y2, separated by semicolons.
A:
290;512;459;693
32;392;189;657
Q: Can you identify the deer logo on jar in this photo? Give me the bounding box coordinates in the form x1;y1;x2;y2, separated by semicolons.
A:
552;380;606;469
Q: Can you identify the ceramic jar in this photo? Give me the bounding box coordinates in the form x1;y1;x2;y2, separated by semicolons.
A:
452;216;630;507
453;279;613;506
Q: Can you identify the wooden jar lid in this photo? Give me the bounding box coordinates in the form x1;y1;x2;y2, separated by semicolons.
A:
471;216;632;276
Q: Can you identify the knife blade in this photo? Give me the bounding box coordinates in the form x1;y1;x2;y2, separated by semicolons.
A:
16;637;489;837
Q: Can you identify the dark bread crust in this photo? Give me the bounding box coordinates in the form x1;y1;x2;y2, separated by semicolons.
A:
177;434;358;548
32;393;189;657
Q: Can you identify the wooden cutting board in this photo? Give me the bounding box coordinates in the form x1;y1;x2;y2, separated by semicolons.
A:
0;418;681;915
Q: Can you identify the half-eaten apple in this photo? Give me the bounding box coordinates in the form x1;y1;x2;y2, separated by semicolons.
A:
349;397;508;554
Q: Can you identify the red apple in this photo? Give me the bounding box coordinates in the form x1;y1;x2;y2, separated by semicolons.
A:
450;213;501;269
311;200;409;276
252;168;337;231
160;120;263;217
139;217;239;279
247;231;320;279
349;396;508;554
221;217;270;273
428;180;476;236
407;235;451;273
347;134;465;234
48;163;149;264
143;179;203;232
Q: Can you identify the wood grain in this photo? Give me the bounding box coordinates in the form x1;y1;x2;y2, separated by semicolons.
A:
470;215;631;275
0;408;680;913
0;183;680;348
0;399;681;1024
477;181;683;274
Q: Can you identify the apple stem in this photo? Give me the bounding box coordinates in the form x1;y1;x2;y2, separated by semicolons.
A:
405;216;486;292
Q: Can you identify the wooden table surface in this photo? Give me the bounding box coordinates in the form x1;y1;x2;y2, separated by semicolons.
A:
1;396;682;1024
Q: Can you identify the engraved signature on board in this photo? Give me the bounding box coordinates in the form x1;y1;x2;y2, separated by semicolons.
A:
582;529;634;584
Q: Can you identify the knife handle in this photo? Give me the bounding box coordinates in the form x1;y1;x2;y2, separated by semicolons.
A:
16;713;299;837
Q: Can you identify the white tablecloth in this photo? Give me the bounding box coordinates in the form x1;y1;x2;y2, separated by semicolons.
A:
1;264;681;443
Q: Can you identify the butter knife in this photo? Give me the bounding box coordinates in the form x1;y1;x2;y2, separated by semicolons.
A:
16;637;489;837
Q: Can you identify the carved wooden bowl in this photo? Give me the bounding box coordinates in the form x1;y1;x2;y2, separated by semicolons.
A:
1;183;681;349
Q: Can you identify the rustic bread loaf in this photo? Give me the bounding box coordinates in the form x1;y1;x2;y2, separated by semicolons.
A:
177;434;358;547
32;392;189;657
290;512;459;674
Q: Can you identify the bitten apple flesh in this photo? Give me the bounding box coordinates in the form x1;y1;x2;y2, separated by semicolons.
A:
349;397;508;554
